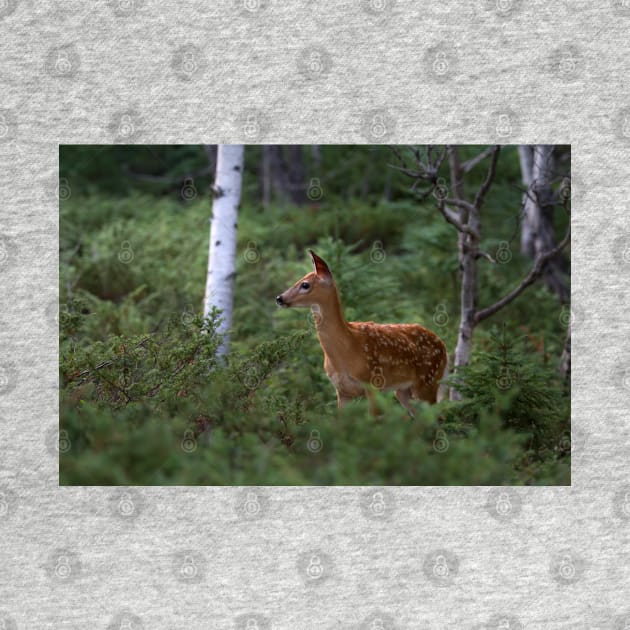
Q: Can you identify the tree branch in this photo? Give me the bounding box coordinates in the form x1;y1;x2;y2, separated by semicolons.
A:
461;146;495;173
443;197;476;214
474;225;570;324
473;145;501;210
437;200;480;238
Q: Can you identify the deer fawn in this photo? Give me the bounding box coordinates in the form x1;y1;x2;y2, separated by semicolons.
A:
276;250;448;416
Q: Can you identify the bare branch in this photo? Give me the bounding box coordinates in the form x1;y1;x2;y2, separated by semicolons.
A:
474;225;571;324
443;197;476;214
437;201;480;238
461;146;495;173
476;250;497;264
473;145;501;210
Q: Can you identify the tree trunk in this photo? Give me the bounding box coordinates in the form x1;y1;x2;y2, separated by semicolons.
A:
263;146;307;205
204;144;244;358
520;145;569;303
448;147;478;401
287;145;307;204
518;145;534;255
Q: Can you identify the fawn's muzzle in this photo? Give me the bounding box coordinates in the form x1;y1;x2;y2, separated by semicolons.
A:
276;294;287;307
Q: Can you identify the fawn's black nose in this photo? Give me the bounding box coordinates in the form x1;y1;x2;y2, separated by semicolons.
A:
276;295;285;306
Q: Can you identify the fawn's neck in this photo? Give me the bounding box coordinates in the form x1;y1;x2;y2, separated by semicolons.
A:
312;285;355;367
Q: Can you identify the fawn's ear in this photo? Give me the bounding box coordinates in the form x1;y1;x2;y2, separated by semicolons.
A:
309;250;332;281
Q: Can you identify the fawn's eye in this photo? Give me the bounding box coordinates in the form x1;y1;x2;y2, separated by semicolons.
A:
300;282;310;290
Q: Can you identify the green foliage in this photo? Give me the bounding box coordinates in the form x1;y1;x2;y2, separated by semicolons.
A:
59;145;570;485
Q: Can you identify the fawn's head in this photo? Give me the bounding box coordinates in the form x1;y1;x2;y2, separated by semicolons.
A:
276;250;335;309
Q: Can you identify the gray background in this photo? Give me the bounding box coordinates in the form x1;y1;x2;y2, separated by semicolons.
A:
1;0;629;628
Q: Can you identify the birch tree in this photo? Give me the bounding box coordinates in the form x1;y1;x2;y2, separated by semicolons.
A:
392;145;570;400
203;144;244;358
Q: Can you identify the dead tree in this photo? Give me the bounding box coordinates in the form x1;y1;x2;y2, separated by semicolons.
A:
518;145;569;303
391;145;571;400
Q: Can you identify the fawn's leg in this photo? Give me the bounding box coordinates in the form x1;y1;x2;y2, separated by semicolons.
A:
395;387;416;417
336;390;355;410
364;387;382;417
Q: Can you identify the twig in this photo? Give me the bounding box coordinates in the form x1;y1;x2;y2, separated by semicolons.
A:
476;250;497;264
474;225;571;324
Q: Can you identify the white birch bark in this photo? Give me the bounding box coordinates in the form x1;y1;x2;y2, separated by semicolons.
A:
203;144;244;357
